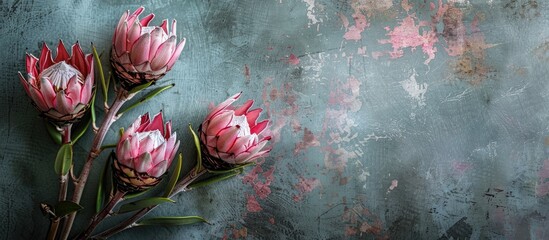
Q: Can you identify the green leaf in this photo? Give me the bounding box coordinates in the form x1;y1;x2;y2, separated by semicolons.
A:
136;216;208;226
100;143;117;150
188;169;243;190
164;153;183;197
206;162;255;174
95;153;112;213
119;128;124;137
188;125;202;175
55;201;83;218
123;188;151;200
45;121;62;145
92;44;108;105
118;197;175;214
128;81;153;94
54;144;73;176
118;84;175;115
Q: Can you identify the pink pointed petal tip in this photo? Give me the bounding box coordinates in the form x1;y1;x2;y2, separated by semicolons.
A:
205;92;242;121
234;99;254;116
166;38;186;70
145;112;165;134
54;40;70;62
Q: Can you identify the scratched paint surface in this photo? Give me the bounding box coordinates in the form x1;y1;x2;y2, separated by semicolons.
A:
1;0;549;239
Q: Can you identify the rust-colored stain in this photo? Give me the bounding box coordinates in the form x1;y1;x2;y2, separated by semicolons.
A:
503;0;539;20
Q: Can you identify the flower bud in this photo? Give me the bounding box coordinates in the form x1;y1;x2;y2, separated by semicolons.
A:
113;112;179;193
18;40;94;124
111;6;186;90
199;93;272;170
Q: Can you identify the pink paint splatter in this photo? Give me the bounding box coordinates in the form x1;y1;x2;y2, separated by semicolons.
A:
452;161;472;175
286;53;300;65
536;159;549;197
294;128;321;154
388;179;398;191
242;164;275;210
268;217;275;224
293;177;321;202
246;195;262;212
342;12;369;41
378;14;438;64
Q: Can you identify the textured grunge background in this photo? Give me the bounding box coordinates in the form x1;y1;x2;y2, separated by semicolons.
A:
1;0;549;239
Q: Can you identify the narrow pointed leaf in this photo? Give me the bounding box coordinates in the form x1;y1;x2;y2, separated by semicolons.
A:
136;216;208;226
188;169;243;189
118;83;175;115
90;88;97;129
118;197;175;214
95;153;112;213
119;127;124;137
55;201;83;218
100;143;117;150
188;125;202;175
124;188;151;200
128;81;153;94
45;121;62;145
163;153;183;197
92;44;108;104
54;144;73;175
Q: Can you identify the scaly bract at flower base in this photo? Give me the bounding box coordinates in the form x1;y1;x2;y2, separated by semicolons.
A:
18;40;94;124
111;6;186;90
199;93;272;170
114;112;180;193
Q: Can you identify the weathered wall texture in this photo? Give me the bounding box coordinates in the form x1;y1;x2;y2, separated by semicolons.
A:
1;0;549;239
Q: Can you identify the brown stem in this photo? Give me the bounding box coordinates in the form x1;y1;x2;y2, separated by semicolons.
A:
92;167;207;239
46;124;72;240
59;90;133;240
75;190;126;240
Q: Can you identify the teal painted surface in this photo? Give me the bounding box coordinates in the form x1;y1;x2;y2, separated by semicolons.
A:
1;0;549;239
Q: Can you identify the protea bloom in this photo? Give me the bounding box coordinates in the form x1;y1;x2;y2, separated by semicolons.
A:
111;6;186;90
199;93;272;170
113;112;179;192
18;40;94;124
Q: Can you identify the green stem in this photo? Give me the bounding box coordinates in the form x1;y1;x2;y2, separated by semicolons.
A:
91;167;207;239
59;90;133;240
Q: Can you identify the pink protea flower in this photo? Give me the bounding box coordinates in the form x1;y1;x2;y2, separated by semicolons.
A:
18;40;94;124
199;93;272;170
113;112;180;192
111;6;186;90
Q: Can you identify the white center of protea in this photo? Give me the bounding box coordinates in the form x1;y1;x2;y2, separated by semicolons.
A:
232;115;251;136
39;62;84;91
136;130;165;148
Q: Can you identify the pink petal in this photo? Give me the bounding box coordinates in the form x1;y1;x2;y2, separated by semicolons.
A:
26;54;39;78
167;140;179;165
148;160;167;177
164;121;172;139
138;135;156;156
114;10;130;43
170;20;177;35
217;126;240;153
159;19;168;34
164;132;177;159
150;36;175;70
38;43;54;72
206;111;233;136
245;108;261;126
55;90;73;114
130;33;151;65
234;99;253;116
54;40;70;63
70;42;87;74
144;112;164;134
122;116;142;141
228;135;255;155
134;152;152;173
126;6;144;28
40;77;56;108
166;38;186;70
136;114;151;132
148;27;165;59
250;120;269;135
18;72;31;97
151;142;167;164
129;134;141;158
127;20;143;51
204;92;242;121
29;85;49;111
66;76;82;107
114;21;129;57
80;55;94;103
119;139;133;166
140;13;155;26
